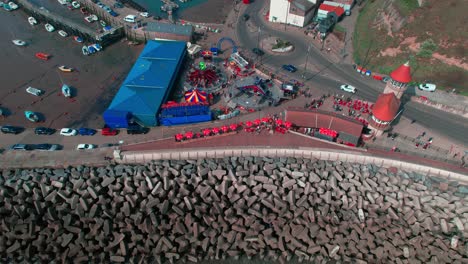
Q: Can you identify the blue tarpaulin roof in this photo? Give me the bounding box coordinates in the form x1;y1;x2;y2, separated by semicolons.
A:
104;40;186;127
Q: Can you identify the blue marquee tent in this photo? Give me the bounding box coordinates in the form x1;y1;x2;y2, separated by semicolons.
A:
103;40;186;128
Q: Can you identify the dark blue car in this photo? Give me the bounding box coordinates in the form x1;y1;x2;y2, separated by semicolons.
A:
282;64;297;73
109;10;119;17
78;128;96;136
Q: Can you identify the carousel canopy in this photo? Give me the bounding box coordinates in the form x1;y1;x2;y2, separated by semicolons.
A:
185;89;207;103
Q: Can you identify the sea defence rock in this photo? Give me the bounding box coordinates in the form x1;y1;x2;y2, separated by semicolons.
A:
0;158;467;263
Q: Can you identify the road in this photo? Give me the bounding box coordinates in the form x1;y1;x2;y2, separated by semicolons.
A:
236;0;468;146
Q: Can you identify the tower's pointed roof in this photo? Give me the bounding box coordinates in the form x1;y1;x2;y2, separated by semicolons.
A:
390;61;411;83
372;93;400;122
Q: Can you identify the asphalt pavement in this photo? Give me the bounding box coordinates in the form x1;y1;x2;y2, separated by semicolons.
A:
236;0;468;146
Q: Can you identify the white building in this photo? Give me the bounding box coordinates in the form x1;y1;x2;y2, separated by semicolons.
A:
269;0;318;27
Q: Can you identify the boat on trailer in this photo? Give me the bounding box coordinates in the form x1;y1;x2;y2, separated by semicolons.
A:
35;52;50;60
62;84;71;98
58;65;73;72
12;39;27;46
25;111;40;122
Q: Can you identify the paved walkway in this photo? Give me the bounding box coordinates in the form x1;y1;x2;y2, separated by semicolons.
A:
0;148;113;169
121;131;468;175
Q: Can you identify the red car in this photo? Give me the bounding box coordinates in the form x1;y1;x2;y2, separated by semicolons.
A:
101;127;118;136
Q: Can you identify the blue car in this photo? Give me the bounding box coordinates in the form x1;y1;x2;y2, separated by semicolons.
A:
109;10;119;17
78;128;96;136
282;64;297;73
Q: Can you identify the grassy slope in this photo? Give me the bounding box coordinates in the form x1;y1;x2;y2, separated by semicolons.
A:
353;0;468;92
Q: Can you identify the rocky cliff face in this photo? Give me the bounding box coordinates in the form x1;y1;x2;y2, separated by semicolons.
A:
1;158;467;263
354;0;467;89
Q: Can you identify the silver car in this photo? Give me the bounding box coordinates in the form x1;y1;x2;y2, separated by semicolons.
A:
418;83;436;92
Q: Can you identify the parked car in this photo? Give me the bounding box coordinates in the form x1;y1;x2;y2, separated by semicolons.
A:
113;2;123;8
76;144;97;150
103;6;112;13
282;64;297;73
109;10;119;17
1;125;24;134
84;15;96;23
242;14;249;21
127;124;150;135
140;12;149;18
252;48;264;56
10;144;34;151
340;84;356;94
8;2;19;10
78;127;97;136
96;2;105;8
418;83;436;92
123;14;137;23
101;127;118;136
34;144;60;151
60;128;78;136
35;127;56;135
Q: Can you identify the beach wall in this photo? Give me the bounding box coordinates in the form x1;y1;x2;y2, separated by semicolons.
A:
119;147;468;183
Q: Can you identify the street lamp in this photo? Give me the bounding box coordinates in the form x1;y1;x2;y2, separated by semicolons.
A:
257;26;261;64
302;44;311;79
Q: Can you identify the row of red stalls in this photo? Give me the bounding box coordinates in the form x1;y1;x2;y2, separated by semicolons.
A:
174;116;293;142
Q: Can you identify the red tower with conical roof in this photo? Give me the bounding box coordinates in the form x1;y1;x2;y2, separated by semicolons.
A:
383;61;411;99
367;62;411;137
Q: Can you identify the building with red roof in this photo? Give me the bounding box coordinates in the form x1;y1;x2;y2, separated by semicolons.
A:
384;61;411;99
367;93;401;137
286;108;364;146
318;3;345;17
390;61;411;83
371;93;400;121
366;62;412;138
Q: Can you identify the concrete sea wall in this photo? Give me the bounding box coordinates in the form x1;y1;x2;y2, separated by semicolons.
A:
119;147;468;183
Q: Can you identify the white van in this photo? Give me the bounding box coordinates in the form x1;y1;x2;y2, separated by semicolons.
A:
123;15;137;23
